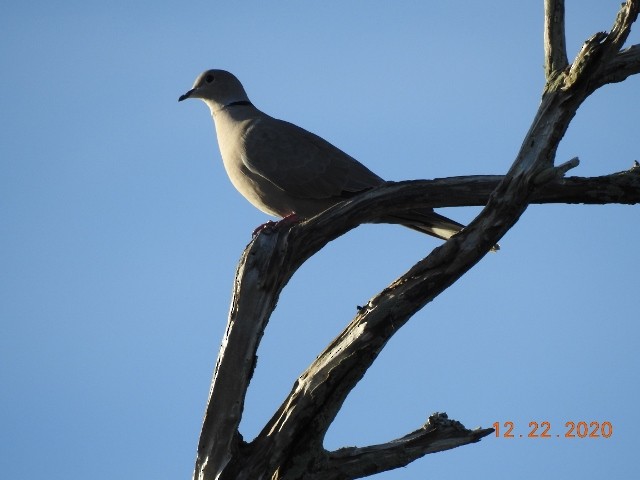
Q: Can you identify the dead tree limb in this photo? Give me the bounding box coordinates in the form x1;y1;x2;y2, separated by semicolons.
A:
544;0;569;80
193;2;640;479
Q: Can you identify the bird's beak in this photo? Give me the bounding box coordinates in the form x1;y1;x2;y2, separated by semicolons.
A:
178;88;196;102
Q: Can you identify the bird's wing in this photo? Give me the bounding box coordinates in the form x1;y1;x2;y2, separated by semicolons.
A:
241;116;384;200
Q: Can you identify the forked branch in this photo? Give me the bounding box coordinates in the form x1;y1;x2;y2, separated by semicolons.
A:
323;413;492;480
193;2;640;479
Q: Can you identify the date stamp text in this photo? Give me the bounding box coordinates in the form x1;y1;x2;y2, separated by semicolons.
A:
493;421;613;438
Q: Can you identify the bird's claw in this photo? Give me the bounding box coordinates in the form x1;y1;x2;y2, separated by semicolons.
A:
252;213;300;237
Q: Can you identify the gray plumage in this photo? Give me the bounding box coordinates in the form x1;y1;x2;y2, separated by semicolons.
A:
179;69;467;242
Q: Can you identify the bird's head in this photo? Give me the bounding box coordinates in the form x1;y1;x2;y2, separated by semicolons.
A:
178;69;250;111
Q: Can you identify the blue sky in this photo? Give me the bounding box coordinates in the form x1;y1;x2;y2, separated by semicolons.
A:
1;1;638;479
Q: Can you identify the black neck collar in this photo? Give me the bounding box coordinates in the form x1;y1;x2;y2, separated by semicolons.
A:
226;100;252;108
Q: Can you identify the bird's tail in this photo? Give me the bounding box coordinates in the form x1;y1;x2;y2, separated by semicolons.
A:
383;209;499;251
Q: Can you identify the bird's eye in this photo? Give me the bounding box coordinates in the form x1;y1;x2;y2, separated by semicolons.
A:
204;74;214;83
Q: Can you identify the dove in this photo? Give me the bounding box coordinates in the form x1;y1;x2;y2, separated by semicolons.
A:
179;69;470;243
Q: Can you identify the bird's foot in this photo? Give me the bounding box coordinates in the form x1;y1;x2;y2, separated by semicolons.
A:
252;213;300;237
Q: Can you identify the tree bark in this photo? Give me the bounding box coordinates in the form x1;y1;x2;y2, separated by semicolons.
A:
193;2;640;479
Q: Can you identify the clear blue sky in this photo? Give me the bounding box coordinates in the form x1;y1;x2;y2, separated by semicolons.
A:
2;1;638;479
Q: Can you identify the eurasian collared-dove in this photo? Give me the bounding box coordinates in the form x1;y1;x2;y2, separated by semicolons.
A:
179;69;467;242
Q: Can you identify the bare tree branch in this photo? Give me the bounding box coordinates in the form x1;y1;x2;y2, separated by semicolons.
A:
194;229;296;480
599;44;640;86
564;31;609;91
564;0;640;93
195;162;640;480
370;164;640;208
544;0;569;79
323;413;493;480
603;0;639;55
199;166;638;480
192;3;640;478
535;163;640;204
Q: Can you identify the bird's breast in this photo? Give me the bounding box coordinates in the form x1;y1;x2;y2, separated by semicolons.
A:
213;117;290;217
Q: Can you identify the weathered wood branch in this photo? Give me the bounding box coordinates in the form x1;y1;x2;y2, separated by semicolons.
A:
194;228;297;480
544;0;569;79
324;413;493;480
196;167;639;480
352;165;640;210
564;0;639;93
604;0;639;55
193;3;639;479
600;44;640;86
